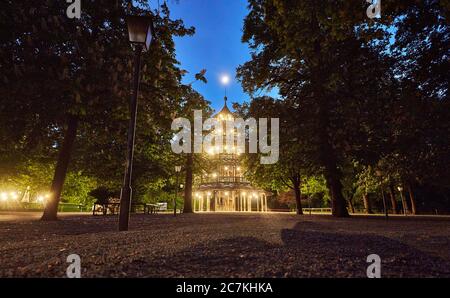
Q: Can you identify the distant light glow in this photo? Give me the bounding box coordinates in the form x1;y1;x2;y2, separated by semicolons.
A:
220;75;230;85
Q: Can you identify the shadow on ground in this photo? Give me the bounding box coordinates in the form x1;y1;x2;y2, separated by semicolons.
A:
1;214;449;277
114;222;450;278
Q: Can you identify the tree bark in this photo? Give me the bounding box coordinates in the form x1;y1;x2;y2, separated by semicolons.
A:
362;193;373;214
407;183;417;215
323;164;349;217
41;115;78;221
348;198;355;214
399;188;409;215
293;178;303;215
388;184;398;214
316;91;349;217
183;153;193;213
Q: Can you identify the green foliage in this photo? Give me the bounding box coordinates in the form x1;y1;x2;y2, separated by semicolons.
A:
0;1;210;209
237;0;450;214
7;162;54;195
302;176;329;202
61;172;97;206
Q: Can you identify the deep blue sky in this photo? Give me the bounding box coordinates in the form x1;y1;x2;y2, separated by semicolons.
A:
165;0;259;112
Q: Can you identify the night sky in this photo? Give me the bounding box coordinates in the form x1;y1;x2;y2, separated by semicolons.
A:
167;0;277;112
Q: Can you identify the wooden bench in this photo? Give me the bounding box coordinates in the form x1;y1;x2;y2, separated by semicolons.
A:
92;198;120;216
93;199;148;216
145;203;159;214
145;202;168;214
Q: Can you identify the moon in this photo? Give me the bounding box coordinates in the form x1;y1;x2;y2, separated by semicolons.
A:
220;75;230;85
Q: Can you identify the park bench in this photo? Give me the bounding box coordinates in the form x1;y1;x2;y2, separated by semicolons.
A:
93;198;149;216
144;202;168;214
92;198;120;216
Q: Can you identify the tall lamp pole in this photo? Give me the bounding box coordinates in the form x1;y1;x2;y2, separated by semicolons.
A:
119;15;154;231
174;166;182;217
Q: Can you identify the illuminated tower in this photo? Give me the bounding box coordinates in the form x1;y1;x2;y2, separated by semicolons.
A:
193;97;268;212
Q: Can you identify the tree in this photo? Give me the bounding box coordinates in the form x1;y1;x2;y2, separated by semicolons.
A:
0;1;198;219
237;0;395;217
177;85;211;213
237;96;317;214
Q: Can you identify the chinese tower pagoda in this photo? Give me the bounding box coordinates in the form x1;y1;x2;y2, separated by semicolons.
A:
193;97;269;212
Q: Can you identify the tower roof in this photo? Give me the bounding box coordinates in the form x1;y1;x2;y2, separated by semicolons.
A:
214;96;234;119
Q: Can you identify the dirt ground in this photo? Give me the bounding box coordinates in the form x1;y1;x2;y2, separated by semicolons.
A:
0;212;448;277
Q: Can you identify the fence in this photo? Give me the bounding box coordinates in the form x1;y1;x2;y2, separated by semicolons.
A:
0;202;87;212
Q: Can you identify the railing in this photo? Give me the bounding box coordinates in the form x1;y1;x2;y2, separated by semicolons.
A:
302;208;332;213
201;176;250;184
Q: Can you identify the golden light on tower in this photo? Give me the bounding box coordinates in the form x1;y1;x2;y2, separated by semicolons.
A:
190;72;269;213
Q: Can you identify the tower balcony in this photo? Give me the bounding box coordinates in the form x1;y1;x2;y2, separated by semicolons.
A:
201;176;249;184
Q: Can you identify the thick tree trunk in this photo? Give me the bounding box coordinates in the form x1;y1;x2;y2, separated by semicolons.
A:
317;100;349;217
41;115;78;221
362;193;373;214
324;166;349;217
293;181;303;215
183;153;193;213
388;184;398;214
407;183;417;215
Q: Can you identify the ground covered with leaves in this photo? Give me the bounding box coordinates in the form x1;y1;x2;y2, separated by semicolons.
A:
0;212;449;277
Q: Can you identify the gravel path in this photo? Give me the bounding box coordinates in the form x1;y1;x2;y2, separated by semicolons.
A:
0;212;449;277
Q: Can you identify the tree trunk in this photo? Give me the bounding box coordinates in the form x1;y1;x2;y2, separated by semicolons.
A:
183;153;193;213
41;115;78;221
362;193;373;214
324;166;349;217
293;180;303;215
399;189;409;215
316;94;349;217
407;183;417;215
348;198;355;214
388;184;398;214
309;4;349;218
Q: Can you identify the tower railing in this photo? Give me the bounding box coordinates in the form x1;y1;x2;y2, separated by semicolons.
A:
201;176;249;184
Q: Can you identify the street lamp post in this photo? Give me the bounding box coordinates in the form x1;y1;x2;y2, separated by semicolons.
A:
174;166;182;217
119;15;154;231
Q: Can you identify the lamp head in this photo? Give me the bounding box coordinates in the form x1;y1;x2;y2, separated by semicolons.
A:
126;15;154;51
